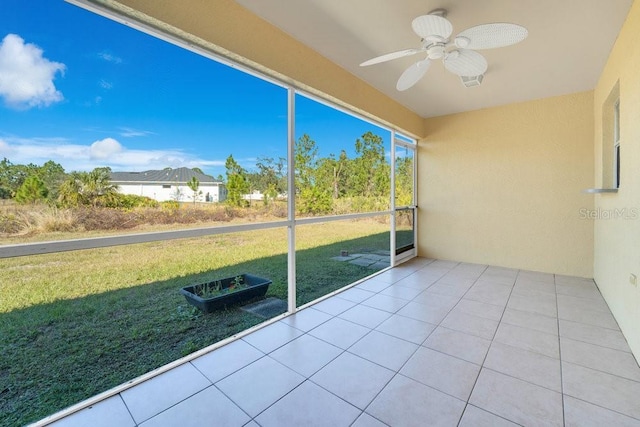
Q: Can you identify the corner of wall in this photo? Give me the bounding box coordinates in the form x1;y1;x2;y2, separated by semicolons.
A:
592;0;640;362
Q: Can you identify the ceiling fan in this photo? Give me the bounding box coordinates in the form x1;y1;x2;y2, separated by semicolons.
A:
360;9;528;90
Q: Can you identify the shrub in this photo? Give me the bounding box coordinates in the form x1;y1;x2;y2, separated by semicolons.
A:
15;176;48;204
0;186;11;199
101;193;159;209
24;207;76;233
2;206;78;234
161;200;180;213
0;212;21;233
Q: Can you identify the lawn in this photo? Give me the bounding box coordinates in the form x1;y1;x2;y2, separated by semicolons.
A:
0;219;390;426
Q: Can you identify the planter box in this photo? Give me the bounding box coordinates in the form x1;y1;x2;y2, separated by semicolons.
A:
180;274;272;313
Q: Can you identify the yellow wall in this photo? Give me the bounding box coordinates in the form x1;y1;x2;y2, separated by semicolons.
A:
419;92;595;277
98;0;424;138
593;0;640;359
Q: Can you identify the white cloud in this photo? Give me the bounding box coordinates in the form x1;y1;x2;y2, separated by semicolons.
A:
90;138;123;159
0;138;15;157
97;51;122;64
0;34;66;109
0;136;226;173
119;127;155;138
99;79;113;90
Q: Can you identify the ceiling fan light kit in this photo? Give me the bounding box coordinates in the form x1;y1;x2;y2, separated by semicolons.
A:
360;8;528;91
460;74;484;88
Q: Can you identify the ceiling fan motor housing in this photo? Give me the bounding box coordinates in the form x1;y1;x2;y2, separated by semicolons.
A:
359;9;527;91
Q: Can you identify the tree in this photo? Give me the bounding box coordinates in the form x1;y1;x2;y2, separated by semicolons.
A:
294;134;332;214
15;175;48;204
58;167;118;207
186;176;202;204
294;134;318;190
0;158;14;198
225;155;249;207
36;160;66;200
251;156;286;205
350;131;390;198
0;158;65;200
191;167;204;174
395;154;414;207
316;150;349;200
0;158;37;198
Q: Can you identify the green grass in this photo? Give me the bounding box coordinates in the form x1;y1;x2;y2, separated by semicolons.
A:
0;219;390;426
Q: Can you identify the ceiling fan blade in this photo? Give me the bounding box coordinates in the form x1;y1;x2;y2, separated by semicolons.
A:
396;58;431;91
359;48;422;67
454;23;528;50
411;14;453;40
444;49;488;76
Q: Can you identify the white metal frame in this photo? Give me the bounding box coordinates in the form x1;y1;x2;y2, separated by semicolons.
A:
613;98;620;189
392;136;418;263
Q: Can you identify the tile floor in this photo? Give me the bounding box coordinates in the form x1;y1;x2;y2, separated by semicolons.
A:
48;258;640;426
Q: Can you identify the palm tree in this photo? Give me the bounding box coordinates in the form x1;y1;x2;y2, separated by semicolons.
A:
58;167;118;207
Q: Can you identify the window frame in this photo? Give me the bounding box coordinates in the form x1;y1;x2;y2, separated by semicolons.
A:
613;98;620;189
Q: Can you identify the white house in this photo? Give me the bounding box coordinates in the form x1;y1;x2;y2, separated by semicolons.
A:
110;167;227;203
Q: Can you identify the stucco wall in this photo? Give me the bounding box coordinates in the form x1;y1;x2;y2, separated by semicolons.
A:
118;183;225;202
593;0;640;359
419;91;595;277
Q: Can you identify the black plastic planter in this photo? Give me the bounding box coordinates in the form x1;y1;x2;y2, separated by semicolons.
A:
180;273;271;313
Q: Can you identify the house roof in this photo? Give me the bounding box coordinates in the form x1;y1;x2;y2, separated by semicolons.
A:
110;167;221;184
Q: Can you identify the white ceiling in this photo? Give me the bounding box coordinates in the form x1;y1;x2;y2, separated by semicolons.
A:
235;0;633;118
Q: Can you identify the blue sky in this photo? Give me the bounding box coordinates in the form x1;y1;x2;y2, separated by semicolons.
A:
0;0;390;177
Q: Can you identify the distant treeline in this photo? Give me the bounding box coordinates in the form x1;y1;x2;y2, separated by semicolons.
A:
0;131;412;213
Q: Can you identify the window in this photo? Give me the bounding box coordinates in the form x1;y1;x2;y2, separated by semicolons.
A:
601;82;619;190
162;184;171;189
614;99;620;188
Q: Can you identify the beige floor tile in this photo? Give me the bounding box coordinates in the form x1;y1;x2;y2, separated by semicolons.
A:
255;380;361;427
501;307;558;336
494;322;559;359
49;396;135;427
400;347;480;400
563;395;640;427
311;352;394;409
279;307;334;332
459;405;519;427
361;293;409;313
191;339;263;383
562;362;640;419
348;330;419;371
375;314;436;344
561;337;640;381
469;368;563;427
559;319;630;352
441;310;499;340
215;356;304;417
367;374;466;427
484;342;561;391
270;334;342;377
139;386;249;427
308;317;370;350
451;299;504;321
397;300;451;324
423;326;491;365
120;363;211;424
